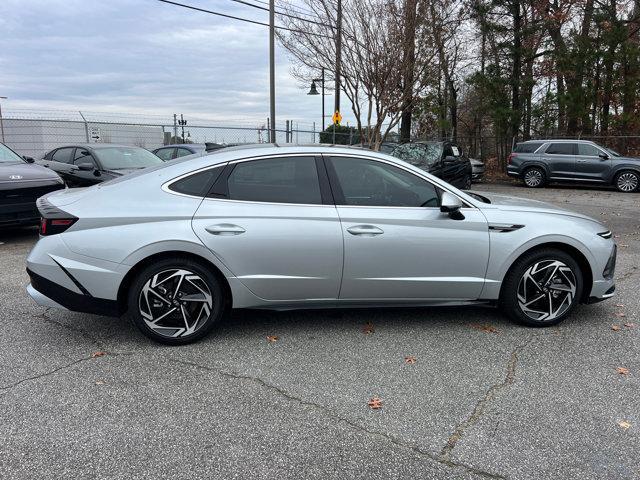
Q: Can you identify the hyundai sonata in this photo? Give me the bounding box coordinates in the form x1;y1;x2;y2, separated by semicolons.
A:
26;145;616;344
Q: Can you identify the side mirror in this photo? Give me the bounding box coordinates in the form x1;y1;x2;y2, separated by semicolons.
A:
77;162;95;171
444;155;457;164
440;191;464;220
23;155;35;163
598;152;609;160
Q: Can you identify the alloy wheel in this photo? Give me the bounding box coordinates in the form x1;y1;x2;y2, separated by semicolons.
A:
524;169;543;187
138;268;213;338
517;260;576;321
616;172;638;192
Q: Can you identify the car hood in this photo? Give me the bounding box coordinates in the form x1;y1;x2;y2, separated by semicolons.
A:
469;158;484;166
471;191;600;223
0;162;62;182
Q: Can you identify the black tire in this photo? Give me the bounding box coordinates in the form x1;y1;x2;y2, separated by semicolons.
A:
522;167;546;188
126;257;226;345
614;170;639;193
500;248;583;327
462;175;472;190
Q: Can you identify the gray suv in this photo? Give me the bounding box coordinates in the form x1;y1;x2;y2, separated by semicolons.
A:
507;139;640;192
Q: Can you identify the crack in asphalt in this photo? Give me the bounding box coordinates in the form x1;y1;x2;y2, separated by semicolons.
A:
37;307;109;351
167;357;506;480
440;336;536;460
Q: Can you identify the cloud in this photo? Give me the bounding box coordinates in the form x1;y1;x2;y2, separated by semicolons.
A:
0;0;339;128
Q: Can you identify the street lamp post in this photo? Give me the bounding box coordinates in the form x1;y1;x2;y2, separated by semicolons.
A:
307;67;326;131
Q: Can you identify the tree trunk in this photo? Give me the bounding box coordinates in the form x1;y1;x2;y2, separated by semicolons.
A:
399;0;418;143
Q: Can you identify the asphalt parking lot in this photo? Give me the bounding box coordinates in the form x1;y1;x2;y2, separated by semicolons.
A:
0;182;638;480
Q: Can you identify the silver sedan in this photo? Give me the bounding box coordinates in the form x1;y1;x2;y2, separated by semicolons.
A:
26;145;616;344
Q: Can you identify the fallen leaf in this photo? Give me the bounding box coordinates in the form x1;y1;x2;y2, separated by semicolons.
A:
624;323;635;328
618;420;632;430
95;380;105;385
91;351;107;358
362;322;375;334
367;397;383;409
614;235;620;239
611;325;621;331
266;335;279;343
620;244;629;248
404;355;417;364
615;312;627;318
617;367;630;375
616;304;625;308
471;324;498;334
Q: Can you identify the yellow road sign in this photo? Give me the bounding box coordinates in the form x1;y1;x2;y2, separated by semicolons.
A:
332;110;342;125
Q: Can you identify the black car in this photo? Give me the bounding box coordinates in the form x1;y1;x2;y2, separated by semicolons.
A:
507;139;640;192
38;144;164;187
384;141;473;190
0;143;64;227
152;143;237;161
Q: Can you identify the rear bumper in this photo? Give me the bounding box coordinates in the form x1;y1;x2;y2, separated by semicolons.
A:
27;269;120;317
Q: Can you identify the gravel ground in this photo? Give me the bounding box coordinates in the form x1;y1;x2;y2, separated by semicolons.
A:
0;182;638;480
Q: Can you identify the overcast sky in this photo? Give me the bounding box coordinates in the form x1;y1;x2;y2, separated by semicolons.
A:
0;0;336;127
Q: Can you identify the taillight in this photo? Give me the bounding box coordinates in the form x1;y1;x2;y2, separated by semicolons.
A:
36;194;77;236
507;153;516;164
39;217;77;236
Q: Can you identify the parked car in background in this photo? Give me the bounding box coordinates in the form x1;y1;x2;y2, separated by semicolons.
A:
507;139;640;192
386;141;473;189
470;158;485;182
152;143;235;161
0;143;64;227
26;145;616;345
38;144;164;187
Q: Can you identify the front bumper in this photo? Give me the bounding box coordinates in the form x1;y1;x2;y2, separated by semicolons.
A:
506;166;520;178
0;202;40;227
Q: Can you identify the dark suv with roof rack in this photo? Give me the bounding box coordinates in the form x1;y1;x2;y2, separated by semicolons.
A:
507;139;640;192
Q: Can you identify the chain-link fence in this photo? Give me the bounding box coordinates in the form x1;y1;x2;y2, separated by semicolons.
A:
0;109;338;159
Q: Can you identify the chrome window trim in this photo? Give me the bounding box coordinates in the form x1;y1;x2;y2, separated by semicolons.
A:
161;151;475;209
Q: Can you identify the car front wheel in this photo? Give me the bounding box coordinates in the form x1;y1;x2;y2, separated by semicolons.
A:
614;171;639;193
126;257;226;345
500;248;583;327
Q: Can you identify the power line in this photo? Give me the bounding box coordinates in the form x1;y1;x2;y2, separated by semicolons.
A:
227;0;333;28
156;0;332;37
252;0;317;17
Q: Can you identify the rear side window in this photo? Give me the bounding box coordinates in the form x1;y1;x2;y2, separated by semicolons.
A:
155;148;175;161
227;156;321;204
514;142;543;153
51;147;74;163
176;148;193;158
169;166;224;197
545;143;576;155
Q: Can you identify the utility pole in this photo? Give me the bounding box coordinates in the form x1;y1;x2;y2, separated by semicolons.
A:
173;114;178;143
179;114;187;143
269;0;276;143
334;0;342;117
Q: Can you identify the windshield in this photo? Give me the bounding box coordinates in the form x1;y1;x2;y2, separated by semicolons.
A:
0;144;25;164
95;147;164;170
391;143;443;170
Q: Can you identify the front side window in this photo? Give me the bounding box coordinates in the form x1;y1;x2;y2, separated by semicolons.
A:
227;156;322;204
330;156;440;207
52;147;74;164
577;144;601;157
155;148;175;161
545;143;575;155
96;147;164;170
73;148;96;166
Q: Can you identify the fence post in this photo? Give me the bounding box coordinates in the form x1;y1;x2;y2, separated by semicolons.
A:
79;111;89;142
313;122;316;143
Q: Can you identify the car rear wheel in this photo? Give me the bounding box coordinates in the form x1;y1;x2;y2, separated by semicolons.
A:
614;171;639;193
126;257;226;345
522;167;546;188
500;248;583;327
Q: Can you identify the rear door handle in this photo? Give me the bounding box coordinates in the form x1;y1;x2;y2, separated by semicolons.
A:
205;224;246;235
347;225;384;236
577;159;587;163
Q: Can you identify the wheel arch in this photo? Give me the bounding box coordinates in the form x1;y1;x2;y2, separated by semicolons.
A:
116;250;233;315
499;241;593;303
520;160;550;178
610;166;640;185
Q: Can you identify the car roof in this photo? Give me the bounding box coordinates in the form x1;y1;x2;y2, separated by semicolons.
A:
156;144;203;149
518;139;595;144
51;144;147;150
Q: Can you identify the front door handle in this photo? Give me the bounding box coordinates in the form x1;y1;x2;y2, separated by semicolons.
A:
576;159;587;163
205;224;246;236
347;225;384;236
